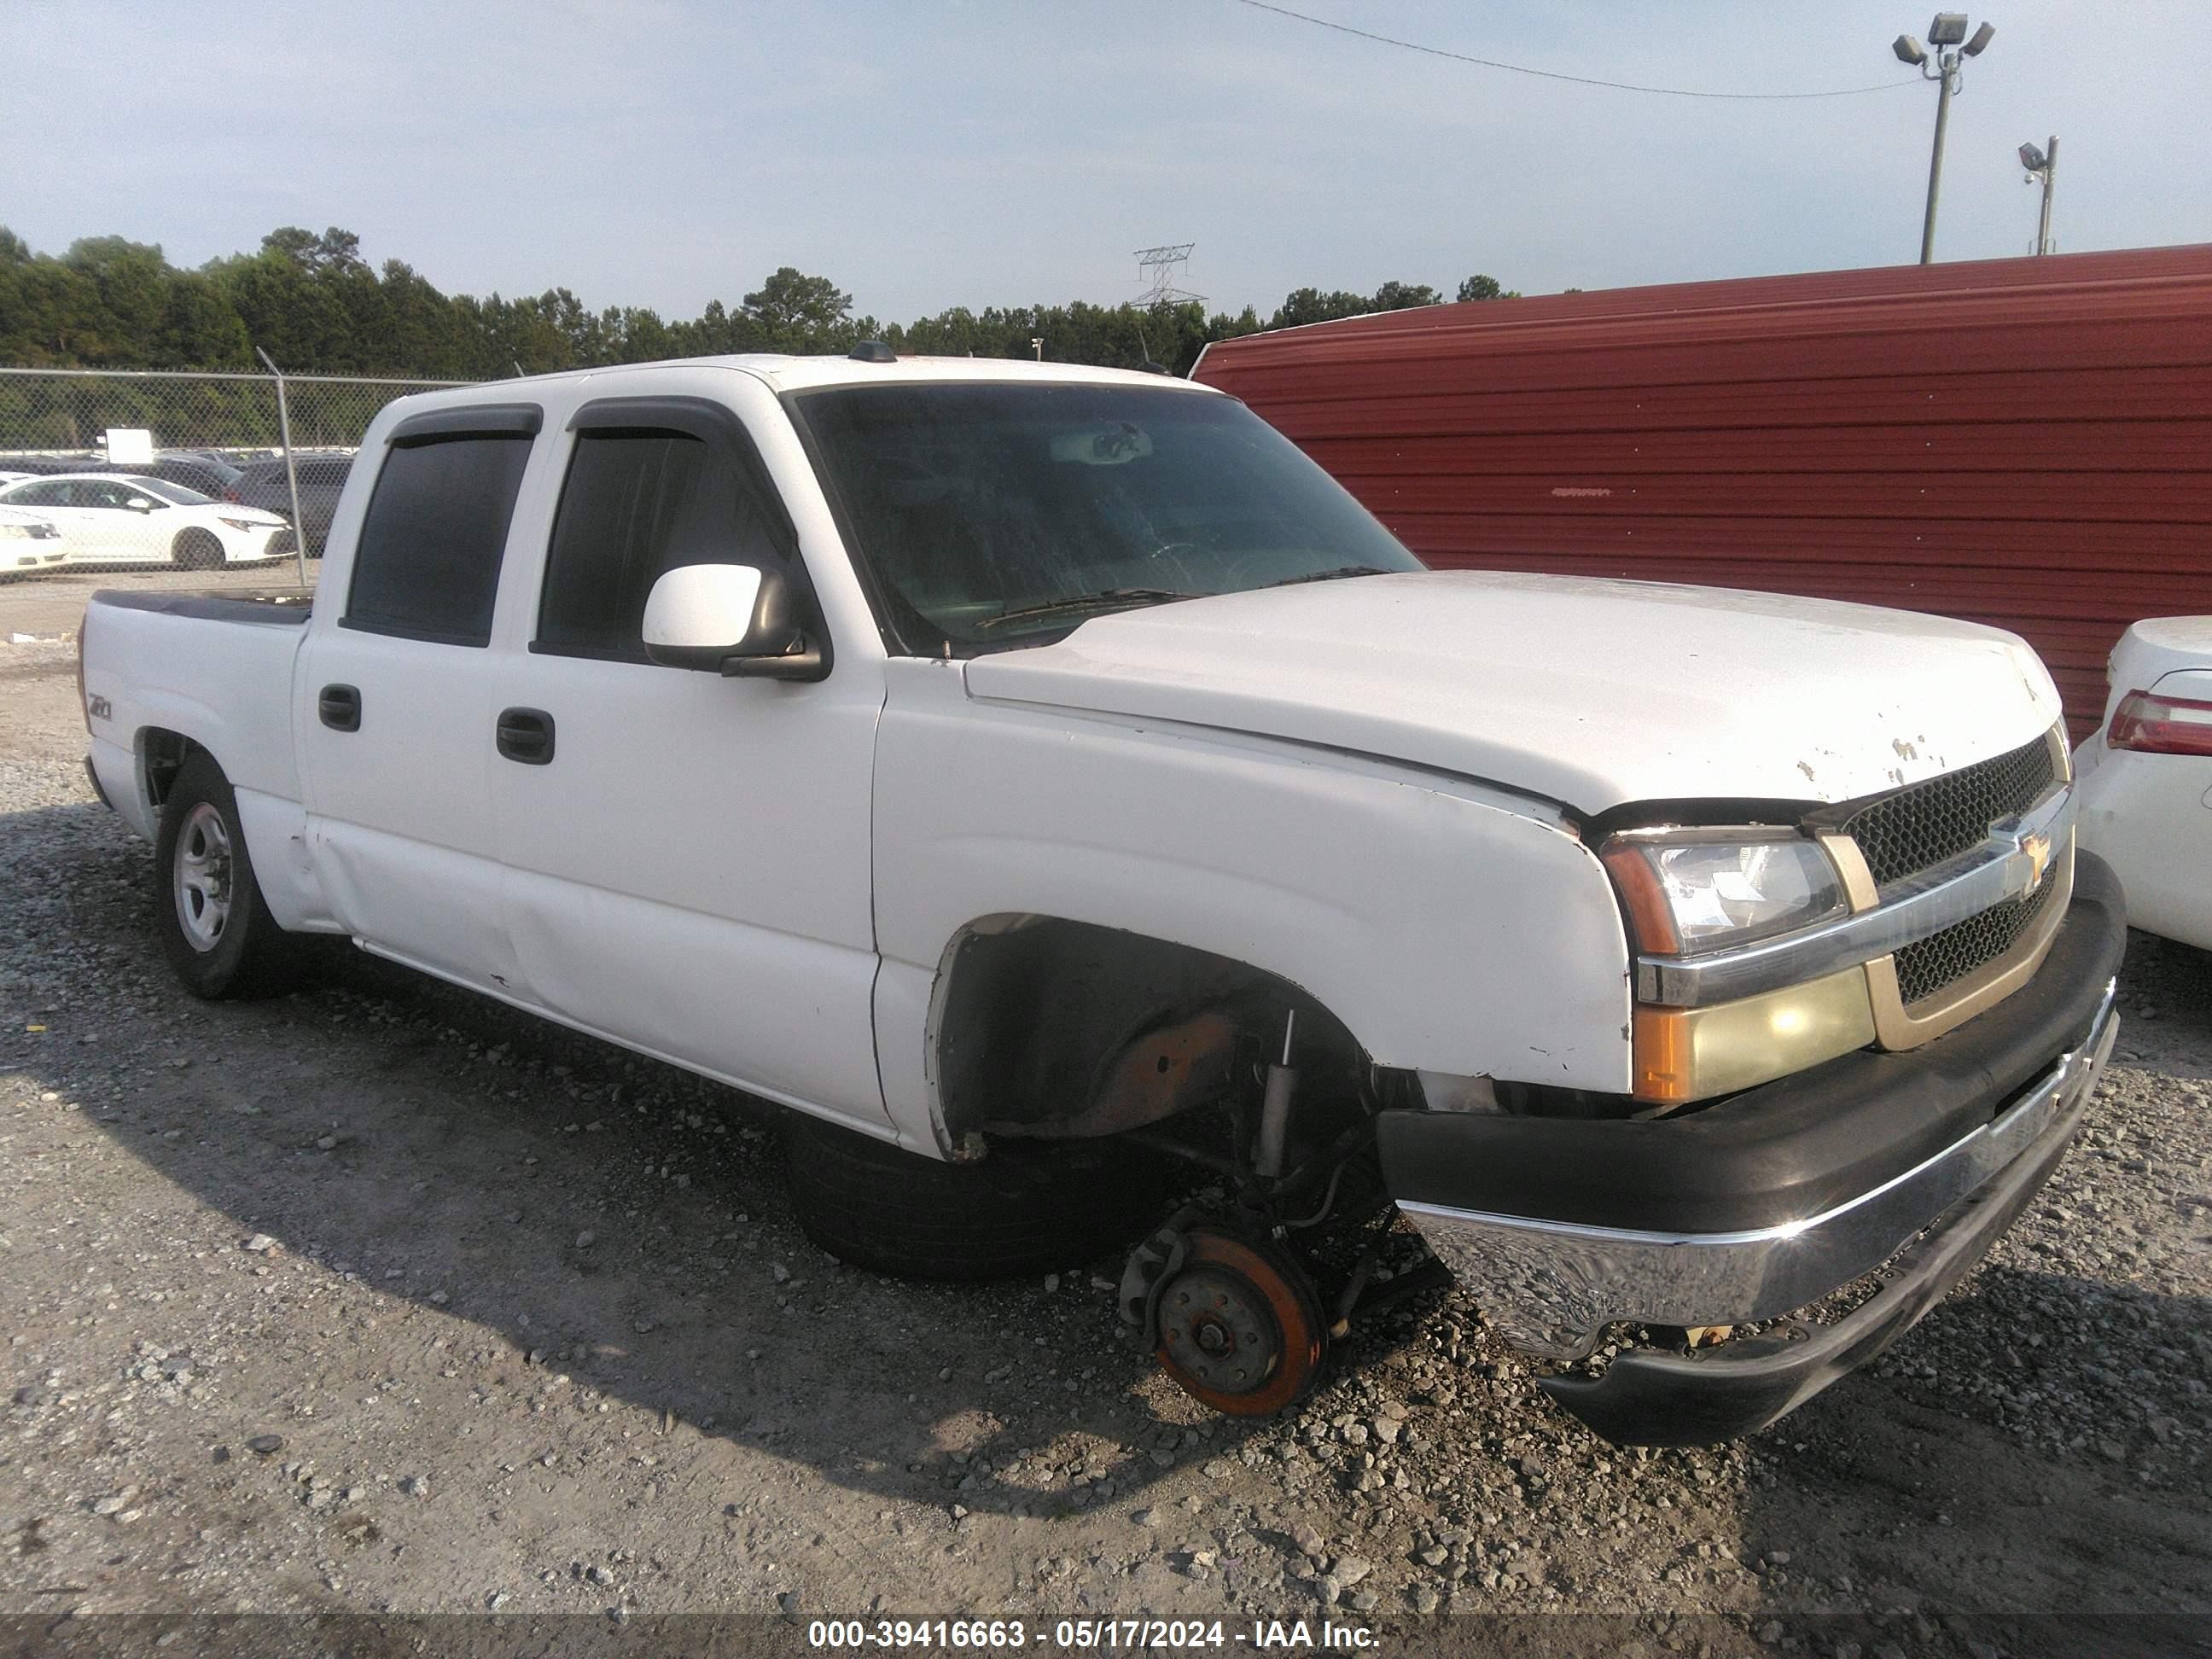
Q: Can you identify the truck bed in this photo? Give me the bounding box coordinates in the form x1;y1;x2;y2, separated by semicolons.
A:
89;587;316;626
80;588;317;912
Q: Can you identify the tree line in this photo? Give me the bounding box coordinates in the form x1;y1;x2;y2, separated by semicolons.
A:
0;224;1522;381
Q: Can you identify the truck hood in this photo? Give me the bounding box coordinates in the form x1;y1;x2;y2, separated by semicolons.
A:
961;571;2064;814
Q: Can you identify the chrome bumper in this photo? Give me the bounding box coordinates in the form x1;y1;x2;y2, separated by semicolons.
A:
1399;979;2119;1362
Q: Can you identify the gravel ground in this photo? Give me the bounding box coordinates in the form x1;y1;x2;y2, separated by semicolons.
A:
3;569;2208;1653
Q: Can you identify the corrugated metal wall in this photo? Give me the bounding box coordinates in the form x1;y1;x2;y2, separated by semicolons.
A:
1194;246;2212;741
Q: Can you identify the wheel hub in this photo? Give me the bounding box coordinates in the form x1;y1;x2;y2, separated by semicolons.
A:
173;801;233;952
1153;1230;1326;1415
1160;1265;1279;1393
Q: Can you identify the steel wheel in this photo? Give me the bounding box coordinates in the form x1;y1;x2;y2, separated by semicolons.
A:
172;800;233;952
1155;1230;1326;1415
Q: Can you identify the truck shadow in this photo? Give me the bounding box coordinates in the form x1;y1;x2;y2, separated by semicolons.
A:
0;796;1381;1525
7;791;2210;1633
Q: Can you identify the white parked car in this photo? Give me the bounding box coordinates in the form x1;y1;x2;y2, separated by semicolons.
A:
0;474;287;568
2075;615;2212;953
75;353;2124;1445
0;504;69;573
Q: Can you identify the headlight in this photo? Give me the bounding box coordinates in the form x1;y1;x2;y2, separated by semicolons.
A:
0;522;37;538
1600;831;1846;957
216;516;266;533
1603;829;1868;1104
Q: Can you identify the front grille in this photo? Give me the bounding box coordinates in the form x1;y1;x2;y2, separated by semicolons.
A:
1894;873;2058;1006
1842;732;2056;890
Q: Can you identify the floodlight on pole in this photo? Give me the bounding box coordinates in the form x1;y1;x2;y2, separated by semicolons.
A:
1898;12;1995;265
2021;132;2058;254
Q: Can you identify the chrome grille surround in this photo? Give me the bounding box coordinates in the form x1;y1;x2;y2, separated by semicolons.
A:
1629;727;2074;1047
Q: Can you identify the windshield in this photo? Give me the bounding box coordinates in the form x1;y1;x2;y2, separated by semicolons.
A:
791;382;1423;654
130;478;213;506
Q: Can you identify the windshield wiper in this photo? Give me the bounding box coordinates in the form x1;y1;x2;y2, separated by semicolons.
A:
1255;564;1394;590
973;587;1194;632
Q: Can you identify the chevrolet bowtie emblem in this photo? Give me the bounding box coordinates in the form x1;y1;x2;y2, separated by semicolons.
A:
2021;830;2053;894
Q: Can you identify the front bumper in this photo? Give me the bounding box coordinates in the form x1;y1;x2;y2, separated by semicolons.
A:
1380;851;2128;1443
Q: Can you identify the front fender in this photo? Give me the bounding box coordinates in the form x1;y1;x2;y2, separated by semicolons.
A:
870;662;1632;1150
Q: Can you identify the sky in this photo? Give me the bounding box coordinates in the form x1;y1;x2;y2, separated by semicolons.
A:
5;0;2210;323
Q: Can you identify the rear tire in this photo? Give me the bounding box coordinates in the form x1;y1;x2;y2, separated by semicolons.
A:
783;1112;1165;1281
153;752;295;998
172;529;224;571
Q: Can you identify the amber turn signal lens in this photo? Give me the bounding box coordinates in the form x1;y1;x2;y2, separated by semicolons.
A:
1632;1005;1697;1104
1600;842;1682;955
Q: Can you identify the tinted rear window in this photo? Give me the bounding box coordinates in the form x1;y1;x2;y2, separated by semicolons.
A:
344;435;532;645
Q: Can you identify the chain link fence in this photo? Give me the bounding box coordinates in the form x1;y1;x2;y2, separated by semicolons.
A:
0;366;474;583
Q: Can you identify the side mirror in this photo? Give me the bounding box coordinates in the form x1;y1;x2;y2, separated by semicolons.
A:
642;564;826;681
125;497;156;513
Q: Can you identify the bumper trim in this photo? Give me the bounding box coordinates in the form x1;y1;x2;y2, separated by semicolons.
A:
1538;1005;2114;1444
84;754;114;812
1400;979;2116;1362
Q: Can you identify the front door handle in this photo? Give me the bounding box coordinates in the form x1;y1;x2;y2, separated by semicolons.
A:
496;707;555;765
317;684;361;732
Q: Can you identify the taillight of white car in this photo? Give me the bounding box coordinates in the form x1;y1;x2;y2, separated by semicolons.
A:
2106;688;2212;757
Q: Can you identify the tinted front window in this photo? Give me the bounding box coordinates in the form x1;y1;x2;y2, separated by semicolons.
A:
345;435;532;645
536;428;786;661
793;382;1423;655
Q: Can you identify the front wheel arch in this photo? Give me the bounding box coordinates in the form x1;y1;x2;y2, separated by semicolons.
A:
928;915;1382;1151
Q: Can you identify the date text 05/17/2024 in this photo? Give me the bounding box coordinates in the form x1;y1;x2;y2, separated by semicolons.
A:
805;1619;1381;1650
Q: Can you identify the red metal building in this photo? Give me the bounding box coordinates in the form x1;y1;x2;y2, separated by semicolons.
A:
1192;246;2212;741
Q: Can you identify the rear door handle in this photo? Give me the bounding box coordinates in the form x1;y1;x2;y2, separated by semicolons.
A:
317;684;360;732
496;707;555;765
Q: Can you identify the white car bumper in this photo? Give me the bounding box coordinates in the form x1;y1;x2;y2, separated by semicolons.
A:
2075;731;2212;952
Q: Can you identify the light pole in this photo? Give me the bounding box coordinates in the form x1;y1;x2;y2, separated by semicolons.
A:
1029;337;1044;362
1893;14;1996;264
2020;136;2058;254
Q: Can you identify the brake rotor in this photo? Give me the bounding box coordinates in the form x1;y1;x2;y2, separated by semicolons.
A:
1154;1230;1325;1416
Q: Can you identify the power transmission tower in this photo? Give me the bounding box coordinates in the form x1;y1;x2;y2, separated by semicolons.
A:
1134;244;1206;307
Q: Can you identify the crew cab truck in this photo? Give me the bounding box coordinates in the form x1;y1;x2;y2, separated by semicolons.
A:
78;353;2125;1445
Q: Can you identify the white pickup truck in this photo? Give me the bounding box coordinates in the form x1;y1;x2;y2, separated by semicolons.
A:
78;352;2125;1445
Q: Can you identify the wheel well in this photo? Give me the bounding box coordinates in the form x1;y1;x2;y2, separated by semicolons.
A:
934;917;1372;1146
139;729;207;812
